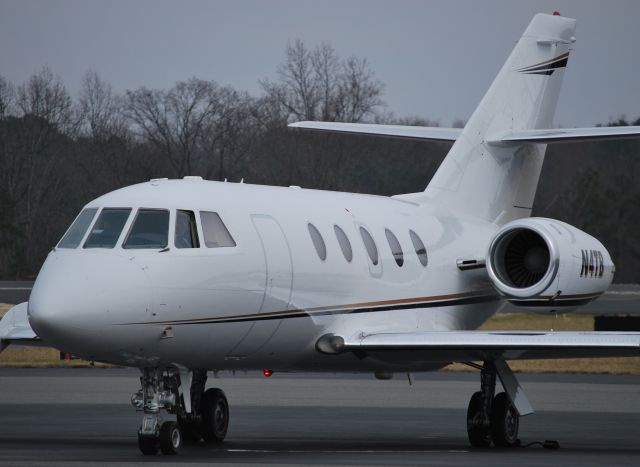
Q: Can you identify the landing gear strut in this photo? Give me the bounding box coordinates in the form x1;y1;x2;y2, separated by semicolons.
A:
466;361;521;448
131;367;185;455
131;367;229;455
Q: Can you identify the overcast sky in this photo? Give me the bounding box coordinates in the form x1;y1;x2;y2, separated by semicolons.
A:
1;0;639;127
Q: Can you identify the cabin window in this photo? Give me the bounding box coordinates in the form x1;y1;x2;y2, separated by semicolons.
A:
84;208;131;249
200;211;236;248
409;229;428;267
175;210;200;249
58;208;98;248
359;226;378;266
334;225;353;262
123;209;169;249
308;223;327;261
385;229;404;267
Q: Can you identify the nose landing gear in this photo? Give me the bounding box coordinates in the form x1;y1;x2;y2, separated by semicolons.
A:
131;367;229;455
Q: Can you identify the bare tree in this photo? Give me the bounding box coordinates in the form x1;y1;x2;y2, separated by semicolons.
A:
77;70;139;188
126;78;244;178
201;90;257;181
334;55;384;122
0;67;76;275
0;76;14;120
79;70;126;138
261;39;385;123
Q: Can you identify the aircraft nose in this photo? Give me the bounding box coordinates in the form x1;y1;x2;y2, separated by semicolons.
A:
28;251;151;353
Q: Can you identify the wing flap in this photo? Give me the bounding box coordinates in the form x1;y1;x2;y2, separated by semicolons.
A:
341;331;640;362
491;126;640;144
288;121;460;142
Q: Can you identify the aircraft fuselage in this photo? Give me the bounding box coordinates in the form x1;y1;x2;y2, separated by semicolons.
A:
28;178;501;371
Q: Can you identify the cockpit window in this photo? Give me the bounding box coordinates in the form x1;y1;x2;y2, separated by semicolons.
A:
200;211;236;248
84;208;131;249
123;209;169;249
58;208;98;248
175;210;200;249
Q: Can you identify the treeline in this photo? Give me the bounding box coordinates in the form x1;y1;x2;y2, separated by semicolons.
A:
0;41;639;282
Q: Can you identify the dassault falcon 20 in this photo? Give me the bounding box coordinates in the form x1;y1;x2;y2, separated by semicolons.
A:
1;12;639;455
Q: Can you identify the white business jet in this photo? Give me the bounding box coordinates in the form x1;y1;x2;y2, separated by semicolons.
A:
1;12;639;455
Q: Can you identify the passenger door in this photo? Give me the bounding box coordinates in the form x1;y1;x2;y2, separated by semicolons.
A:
226;214;293;357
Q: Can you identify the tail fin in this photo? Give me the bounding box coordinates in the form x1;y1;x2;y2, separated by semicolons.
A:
424;13;576;224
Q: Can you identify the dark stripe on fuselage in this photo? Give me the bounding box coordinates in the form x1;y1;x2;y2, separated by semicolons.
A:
121;291;501;326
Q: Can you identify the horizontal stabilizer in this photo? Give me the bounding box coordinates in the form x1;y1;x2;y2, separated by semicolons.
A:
0;302;42;351
491;126;640;145
335;330;640;362
288;121;460;142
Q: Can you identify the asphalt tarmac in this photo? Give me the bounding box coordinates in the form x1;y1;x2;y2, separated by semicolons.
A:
0;369;638;466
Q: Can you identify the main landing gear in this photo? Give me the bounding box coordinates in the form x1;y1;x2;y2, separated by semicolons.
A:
131;368;229;455
466;360;533;448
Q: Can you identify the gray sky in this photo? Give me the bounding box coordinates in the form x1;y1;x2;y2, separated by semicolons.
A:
1;0;639;126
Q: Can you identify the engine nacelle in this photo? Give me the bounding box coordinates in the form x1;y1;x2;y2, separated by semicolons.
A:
486;217;614;311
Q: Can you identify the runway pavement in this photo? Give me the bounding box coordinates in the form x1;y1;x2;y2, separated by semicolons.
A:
0;369;638;466
0;281;32;305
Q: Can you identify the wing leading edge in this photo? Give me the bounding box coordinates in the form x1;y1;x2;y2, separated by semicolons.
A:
289;121;640;145
288;121;461;142
319;331;640;362
490;126;640;144
0;302;42;351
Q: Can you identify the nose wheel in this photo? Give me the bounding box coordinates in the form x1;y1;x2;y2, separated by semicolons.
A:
138;420;182;455
133;367;229;455
159;421;182;454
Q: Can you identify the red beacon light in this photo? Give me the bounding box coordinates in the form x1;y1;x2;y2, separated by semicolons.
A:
263;369;273;378
553;11;561;16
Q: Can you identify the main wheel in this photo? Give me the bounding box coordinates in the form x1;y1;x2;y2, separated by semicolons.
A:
467;391;491;447
178;416;202;444
138;433;159;455
201;388;229;443
491;392;519;447
159;421;182;455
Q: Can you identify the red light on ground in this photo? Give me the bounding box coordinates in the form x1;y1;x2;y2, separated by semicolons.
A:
263;369;273;377
553;11;561;16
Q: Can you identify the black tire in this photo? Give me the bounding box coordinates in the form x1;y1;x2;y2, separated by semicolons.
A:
467;391;491;448
159;421;182;455
177;416;202;444
138;433;159;455
491;392;519;447
201;388;229;443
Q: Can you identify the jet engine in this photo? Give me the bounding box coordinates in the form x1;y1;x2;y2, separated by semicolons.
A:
486;218;614;311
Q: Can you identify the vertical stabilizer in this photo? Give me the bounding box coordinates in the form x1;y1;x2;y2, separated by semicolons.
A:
424;14;576;224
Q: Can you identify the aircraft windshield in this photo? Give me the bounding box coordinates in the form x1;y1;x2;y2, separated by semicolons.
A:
123;209;169;249
84;208;132;248
175;210;199;248
200;211;236;248
58;208;98;248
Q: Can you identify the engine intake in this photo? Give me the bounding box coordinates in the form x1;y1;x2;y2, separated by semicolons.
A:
486;218;613;309
492;228;553;290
